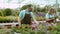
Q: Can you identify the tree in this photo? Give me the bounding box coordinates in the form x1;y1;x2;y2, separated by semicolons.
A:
4;8;12;16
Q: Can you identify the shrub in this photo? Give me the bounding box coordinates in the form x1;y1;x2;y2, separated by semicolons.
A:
3;8;12;16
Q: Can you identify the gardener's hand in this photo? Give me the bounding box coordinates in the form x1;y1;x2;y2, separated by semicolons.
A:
18;17;21;27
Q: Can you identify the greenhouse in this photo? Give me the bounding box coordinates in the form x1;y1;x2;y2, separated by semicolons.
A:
0;0;60;34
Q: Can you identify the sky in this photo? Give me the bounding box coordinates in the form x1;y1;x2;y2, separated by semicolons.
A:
0;0;60;9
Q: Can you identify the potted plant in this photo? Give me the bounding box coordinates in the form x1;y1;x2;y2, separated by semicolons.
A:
11;24;21;34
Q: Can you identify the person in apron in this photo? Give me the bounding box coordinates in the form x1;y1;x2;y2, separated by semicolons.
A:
21;12;32;25
45;8;55;23
18;4;38;29
45;8;57;30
